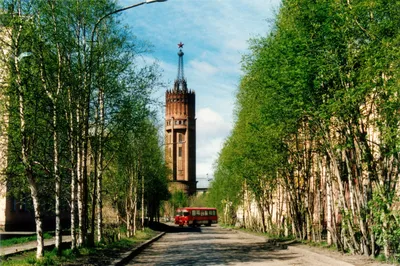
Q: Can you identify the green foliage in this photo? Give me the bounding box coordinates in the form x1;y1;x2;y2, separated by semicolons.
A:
210;0;400;258
0;232;52;247
0;0;168;252
189;193;208;207
170;191;188;209
1;228;157;266
369;190;400;256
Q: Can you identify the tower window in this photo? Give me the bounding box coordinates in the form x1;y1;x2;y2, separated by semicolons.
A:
179;134;183;143
178;147;182;157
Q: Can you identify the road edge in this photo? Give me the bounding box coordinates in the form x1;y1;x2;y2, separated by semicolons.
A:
111;231;166;266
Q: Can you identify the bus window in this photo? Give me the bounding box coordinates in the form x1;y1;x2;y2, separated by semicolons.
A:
183;211;190;216
200;211;205;216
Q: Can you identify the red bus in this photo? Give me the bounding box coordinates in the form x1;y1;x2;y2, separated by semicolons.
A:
174;207;218;227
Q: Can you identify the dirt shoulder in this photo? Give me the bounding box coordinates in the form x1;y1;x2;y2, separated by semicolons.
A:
287;243;398;266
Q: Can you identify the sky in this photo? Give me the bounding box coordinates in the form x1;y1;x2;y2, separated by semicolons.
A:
118;0;281;187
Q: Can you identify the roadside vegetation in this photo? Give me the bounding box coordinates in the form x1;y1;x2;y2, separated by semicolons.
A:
1;228;159;265
1;233;52;247
208;0;400;263
0;0;169;260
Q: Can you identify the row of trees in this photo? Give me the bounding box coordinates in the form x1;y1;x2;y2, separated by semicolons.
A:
0;0;169;259
208;0;400;261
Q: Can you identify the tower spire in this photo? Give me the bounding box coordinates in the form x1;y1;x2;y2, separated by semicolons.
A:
174;42;187;91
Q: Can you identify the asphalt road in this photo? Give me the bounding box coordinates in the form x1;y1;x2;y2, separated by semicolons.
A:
125;225;357;266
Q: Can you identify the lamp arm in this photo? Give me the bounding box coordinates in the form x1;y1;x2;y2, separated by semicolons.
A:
91;1;146;44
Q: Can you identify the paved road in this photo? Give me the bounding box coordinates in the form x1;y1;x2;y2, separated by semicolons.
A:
125;225;355;266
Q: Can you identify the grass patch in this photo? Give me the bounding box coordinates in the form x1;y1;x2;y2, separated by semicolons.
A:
1;228;159;266
302;240;341;252
0;233;53;247
227;225;296;242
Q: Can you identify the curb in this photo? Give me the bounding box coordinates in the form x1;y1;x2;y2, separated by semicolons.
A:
111;231;166;266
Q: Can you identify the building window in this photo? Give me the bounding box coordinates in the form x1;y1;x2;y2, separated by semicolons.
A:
178;159;183;171
178;147;182;157
11;198;16;212
179;134;183;143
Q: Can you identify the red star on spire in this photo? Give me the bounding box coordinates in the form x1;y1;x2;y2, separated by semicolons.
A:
178;42;184;48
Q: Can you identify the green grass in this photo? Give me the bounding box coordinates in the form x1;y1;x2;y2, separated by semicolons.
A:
224;224;296;242
1;228;159;266
0;233;53;247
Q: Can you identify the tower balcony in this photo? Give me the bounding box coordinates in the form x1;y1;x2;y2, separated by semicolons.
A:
165;118;188;130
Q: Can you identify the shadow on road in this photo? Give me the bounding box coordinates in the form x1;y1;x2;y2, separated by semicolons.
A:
133;222;299;266
148;222;202;233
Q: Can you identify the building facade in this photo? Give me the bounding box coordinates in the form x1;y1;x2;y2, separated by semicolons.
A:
0;26;36;231
165;43;196;195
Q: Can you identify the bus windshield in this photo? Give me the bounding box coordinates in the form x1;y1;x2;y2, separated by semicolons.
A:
177;210;190;216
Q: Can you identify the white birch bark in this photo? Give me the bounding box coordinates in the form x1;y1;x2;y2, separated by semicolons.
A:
14;37;44;258
96;87;104;242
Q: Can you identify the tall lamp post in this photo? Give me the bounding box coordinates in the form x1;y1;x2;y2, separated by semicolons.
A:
91;0;167;44
85;0;167;246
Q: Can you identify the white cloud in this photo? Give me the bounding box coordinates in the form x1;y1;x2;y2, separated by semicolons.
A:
118;0;281;181
196;108;232;178
197;108;231;139
188;60;218;76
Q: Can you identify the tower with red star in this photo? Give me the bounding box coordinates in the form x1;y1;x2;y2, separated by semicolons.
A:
165;42;196;195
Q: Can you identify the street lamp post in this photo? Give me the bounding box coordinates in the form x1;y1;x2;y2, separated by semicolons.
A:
91;0;167;45
86;0;167;247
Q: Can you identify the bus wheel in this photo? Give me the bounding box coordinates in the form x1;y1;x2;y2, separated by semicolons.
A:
206;221;212;226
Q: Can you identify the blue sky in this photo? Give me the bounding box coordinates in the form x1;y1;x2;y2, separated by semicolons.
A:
118;0;281;187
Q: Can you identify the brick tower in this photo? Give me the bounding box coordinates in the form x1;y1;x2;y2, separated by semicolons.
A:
165;42;196;195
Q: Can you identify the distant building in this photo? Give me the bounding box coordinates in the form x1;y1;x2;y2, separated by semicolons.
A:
165;43;197;195
0;26;35;231
196;179;209;196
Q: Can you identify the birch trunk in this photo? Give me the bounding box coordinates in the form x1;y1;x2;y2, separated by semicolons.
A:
141;172;144;230
54;107;62;250
96;165;103;241
27;171;44;258
46;2;63;250
15;48;44;258
77;107;85;246
97;88;104;242
133;164;138;235
126;195;131;237
68;87;77;249
326;173;333;245
70;125;76;249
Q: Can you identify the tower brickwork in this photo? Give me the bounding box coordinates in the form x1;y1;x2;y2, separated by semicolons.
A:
165;43;196;195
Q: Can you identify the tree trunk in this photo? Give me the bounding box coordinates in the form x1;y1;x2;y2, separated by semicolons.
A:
15;42;44;259
54;107;62;251
133;165;138;235
68;88;77;250
27;171;44;259
326;173;333;245
141;172;145;230
77;107;85;246
97;88;104;242
96;167;103;242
